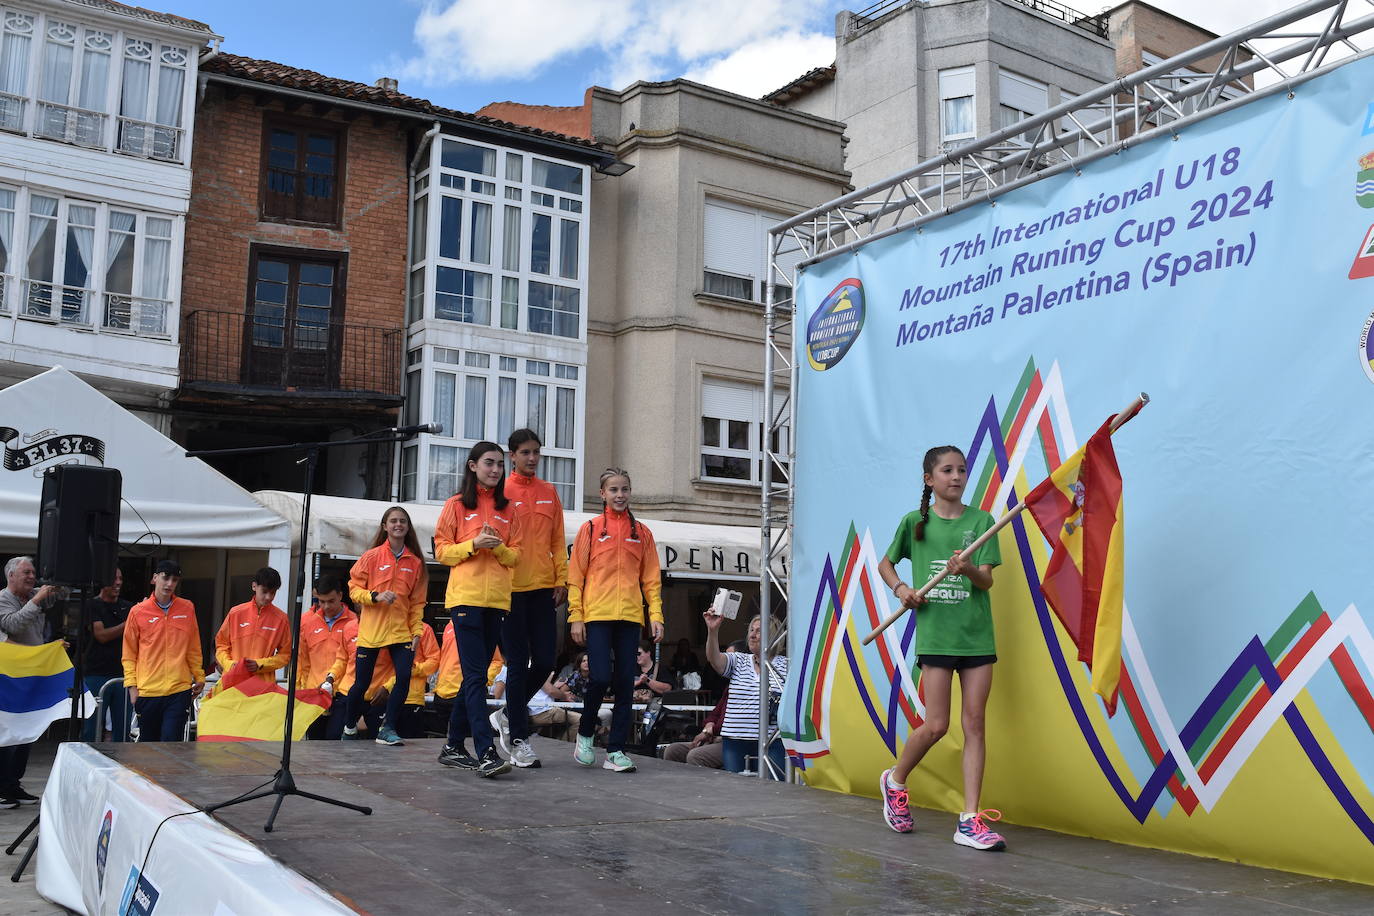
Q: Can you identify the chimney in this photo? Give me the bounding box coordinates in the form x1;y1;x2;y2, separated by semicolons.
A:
374;77;399;92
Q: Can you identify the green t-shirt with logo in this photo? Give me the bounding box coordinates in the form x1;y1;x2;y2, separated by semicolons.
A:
884;505;1001;656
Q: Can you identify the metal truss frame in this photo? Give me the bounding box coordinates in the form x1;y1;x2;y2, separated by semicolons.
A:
757;0;1374;777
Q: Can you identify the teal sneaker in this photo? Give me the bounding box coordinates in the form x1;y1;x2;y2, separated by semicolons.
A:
375;726;403;746
603;750;636;773
573;733;596;767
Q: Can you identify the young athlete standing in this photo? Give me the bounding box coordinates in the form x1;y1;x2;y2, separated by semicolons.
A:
434;441;522;778
568;467;664;773
876;445;1007;851
345;506;427;747
490;428;568;769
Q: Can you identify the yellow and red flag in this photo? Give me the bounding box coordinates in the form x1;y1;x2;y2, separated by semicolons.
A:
197;661;330;742
1024;413;1129;714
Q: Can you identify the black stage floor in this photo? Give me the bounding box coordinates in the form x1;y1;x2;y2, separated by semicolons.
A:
96;738;1374;915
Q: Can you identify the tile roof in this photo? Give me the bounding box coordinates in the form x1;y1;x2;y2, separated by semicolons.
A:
762;65;837;105
202;54;604;153
70;0;214;33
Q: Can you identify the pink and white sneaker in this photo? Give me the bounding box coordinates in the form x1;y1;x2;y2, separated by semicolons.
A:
879;768;913;833
954;809;1006;851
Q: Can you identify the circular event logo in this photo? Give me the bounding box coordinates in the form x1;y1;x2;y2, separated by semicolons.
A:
1361;308;1374;383
806;278;865;371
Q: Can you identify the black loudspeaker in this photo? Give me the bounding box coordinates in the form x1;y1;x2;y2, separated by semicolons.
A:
37;465;122;586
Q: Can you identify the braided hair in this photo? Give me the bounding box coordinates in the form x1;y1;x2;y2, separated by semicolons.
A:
913;445;964;541
597;467;640;541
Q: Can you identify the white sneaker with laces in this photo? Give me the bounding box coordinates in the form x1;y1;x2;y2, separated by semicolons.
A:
511;738;541;768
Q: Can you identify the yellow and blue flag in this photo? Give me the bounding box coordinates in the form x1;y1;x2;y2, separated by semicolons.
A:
0;641;91;745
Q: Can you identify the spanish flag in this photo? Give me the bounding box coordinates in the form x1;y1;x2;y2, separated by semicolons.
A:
1024;413;1130;714
0;641;92;746
196;661;329;742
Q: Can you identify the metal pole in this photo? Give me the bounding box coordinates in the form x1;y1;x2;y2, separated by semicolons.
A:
759;250;777;780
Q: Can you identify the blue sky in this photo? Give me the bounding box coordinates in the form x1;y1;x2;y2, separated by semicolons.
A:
167;1;1300;116
172;0;839;113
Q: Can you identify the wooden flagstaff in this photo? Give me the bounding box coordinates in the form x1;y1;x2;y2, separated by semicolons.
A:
861;392;1149;647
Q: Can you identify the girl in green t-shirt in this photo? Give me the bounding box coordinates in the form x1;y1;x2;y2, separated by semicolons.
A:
876;445;1007;852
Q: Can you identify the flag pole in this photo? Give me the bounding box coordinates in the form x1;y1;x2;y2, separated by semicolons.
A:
861;392;1148;647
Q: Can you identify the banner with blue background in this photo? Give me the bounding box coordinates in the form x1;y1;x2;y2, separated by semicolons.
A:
784;52;1374;884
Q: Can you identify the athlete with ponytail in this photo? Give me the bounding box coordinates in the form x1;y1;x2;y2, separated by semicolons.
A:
568;468;664;773
875;445;1006;851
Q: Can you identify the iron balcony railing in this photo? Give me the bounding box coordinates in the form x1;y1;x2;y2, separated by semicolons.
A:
181;309;403;397
851;0;1109;39
33;101;107;150
0;91;24;133
22;280;94;326
0;94;185;163
103;293;172;337
116;116;183;163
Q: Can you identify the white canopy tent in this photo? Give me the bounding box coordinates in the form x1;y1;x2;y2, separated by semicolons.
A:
0;367;292;609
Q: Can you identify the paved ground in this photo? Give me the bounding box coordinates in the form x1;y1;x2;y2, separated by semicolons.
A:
0;742;65;914
5;737;1374;914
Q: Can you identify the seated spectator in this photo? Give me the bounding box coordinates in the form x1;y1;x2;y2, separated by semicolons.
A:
563;651;610;733
662;642;736;769
632;640;672;702
703;612;787;777
494;666;580;744
668;638;701;686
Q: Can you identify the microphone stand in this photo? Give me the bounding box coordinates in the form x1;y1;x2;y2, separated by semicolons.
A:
188;427;419;832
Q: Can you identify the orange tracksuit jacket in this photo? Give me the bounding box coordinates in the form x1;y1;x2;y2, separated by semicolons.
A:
567;510;664;626
337;617;394;701
296;607;356;690
348;544;427;648
433;487;522;610
505;473;567;592
434;621;505;699
404;622;441;706
214;600;291;683
122;596;205;697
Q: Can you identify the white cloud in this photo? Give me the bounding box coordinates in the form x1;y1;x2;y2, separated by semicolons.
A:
400;0;834;99
401;0;632;83
684;31;836;99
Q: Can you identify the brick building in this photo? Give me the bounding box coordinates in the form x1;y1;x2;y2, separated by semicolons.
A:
1106;1;1253;139
174;55;616;498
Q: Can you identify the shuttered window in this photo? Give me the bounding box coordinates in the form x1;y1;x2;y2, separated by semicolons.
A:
700;378;789;485
703;199;795;304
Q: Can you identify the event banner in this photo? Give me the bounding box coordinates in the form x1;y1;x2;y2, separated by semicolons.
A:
784;51;1374;884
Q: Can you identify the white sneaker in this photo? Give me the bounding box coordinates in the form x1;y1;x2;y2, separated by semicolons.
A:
489;708;511;758
511;738;541;768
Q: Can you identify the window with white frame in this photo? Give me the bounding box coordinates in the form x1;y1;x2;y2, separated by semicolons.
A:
412;137;587;340
702;199;800;305
0;8;190;161
998;70;1047;146
416;346;582;506
939;66;975;145
700;378;789;486
0;185;175;333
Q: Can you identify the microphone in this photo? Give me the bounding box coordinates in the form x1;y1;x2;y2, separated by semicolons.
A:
386;423;442;438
